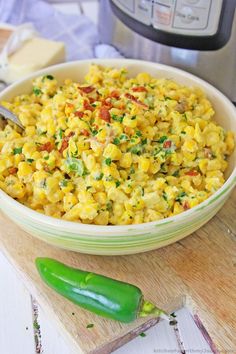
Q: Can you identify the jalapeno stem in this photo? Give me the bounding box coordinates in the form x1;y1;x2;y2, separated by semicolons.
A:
139;300;170;321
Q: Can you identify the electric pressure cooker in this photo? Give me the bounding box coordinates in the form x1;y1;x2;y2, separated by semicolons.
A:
99;0;236;103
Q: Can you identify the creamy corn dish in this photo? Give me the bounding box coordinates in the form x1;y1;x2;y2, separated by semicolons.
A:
0;65;234;225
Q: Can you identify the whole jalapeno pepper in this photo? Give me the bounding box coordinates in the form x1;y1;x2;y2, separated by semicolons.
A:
36;258;169;323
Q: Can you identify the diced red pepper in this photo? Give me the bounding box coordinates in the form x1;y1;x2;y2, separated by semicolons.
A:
83;100;94;111
39;142;53;153
81;129;90;137
78;86;95;94
8;167;18;174
132;86;147;92
125;93;148;109
99;106;111;122
163;140;172;149
185;170;198;176
183;201;190;210
74;111;84;118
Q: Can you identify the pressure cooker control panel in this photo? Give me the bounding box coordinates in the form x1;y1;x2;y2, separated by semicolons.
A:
112;0;223;36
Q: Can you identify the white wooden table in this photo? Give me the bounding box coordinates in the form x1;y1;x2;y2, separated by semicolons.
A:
0;251;213;354
0;1;214;353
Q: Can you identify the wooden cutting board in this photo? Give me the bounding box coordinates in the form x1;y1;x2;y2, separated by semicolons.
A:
0;188;235;354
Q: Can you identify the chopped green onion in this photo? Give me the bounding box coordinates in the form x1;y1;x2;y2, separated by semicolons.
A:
105;158;112;166
65;157;86;176
13;147;22;155
33;87;42;96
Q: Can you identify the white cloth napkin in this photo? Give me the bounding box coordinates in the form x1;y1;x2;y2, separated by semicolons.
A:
0;0;99;60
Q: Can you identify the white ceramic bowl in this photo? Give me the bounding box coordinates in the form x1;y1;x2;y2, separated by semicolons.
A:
0;59;236;255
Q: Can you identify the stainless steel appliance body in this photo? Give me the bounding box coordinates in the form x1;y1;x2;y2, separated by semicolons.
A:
99;0;236;102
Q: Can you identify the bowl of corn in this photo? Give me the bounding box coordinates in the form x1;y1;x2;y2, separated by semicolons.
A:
0;59;235;255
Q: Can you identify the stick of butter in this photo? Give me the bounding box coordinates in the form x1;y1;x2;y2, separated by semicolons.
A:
5;37;65;83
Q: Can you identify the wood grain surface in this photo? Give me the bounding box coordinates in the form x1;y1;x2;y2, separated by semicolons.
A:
0;188;235;354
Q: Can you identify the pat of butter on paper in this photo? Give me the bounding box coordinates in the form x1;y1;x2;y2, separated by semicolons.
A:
8;37;65;82
1;36;65;83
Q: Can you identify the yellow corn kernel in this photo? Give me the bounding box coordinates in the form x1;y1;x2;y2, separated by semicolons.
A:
25;126;36;136
79;203;98;220
96;129;107;142
103;143;122;160
182;139;198;153
136;72;151;84
144;209;163;222
152;178;166;191
123;116;137;128
149;161;160;174
94;211;109;225
133;210;144;224
22;142;37;159
0;158;13;173
173;202;184;215
183;151;196;162
5;176;26;199
225;131;235;154
107;187;128;202
119;152;132;168
119;210;134;225
94;192;107;205
207;159;222;171
199;159;208;174
17;162;33;180
78;190;95;203
139;156;150;172
189;198;199;208
82;153;96;171
63;193;78;212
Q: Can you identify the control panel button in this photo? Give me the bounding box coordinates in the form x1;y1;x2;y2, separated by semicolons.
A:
135;0;153;25
153;3;172;27
173;0;212;30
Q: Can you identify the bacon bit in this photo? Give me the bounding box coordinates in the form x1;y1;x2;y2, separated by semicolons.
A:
110;90;120;99
163;140;172;149
59;139;68;154
83;100;94;111
89;97;96;104
66;132;75;138
132;86;147;92
185;170;198;176
183;201;190;210
125;93;148;109
39;142;53;153
99;106;111;122
74;111;84;118
81;129;90;136
8;167;18;174
59;132;75;153
101;98;113;109
78;86;95;94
